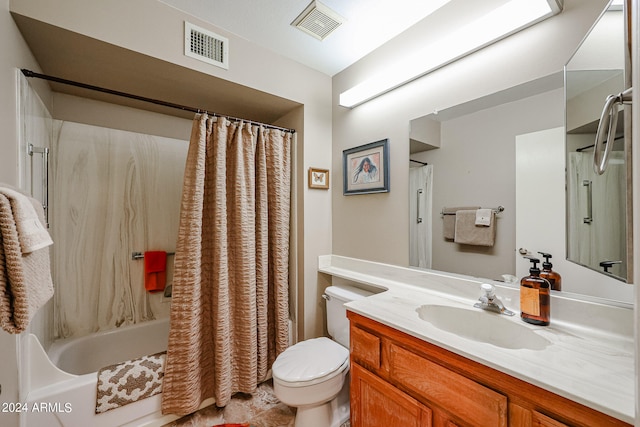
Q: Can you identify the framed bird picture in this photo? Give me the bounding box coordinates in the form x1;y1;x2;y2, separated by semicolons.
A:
308;167;330;189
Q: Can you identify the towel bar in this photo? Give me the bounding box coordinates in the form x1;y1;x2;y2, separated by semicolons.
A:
28;143;49;228
441;206;504;216
132;251;175;260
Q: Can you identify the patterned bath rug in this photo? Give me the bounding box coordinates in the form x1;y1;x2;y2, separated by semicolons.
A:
95;351;166;414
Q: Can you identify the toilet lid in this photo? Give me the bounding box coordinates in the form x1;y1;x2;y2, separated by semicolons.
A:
273;337;349;383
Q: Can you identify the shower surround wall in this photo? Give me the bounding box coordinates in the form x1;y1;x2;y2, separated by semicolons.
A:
51;121;187;339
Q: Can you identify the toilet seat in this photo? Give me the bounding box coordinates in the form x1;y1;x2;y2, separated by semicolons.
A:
272;337;349;387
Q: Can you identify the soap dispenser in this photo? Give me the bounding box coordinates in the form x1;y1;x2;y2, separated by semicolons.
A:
538;252;562;291
520;257;550;326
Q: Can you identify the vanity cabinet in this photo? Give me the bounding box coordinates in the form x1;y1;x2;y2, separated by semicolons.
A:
348;311;630;427
351;363;432;426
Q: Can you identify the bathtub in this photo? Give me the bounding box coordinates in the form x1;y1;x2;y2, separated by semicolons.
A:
22;318;212;427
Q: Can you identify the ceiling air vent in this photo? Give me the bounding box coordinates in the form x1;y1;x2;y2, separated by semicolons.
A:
292;1;344;41
184;21;229;69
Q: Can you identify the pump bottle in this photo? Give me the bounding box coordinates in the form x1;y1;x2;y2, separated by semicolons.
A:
538;252;562;291
520;257;550;326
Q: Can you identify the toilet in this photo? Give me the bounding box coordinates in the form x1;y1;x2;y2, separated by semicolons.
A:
272;285;373;427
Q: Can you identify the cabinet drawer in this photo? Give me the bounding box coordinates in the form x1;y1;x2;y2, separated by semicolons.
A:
350;326;381;369
389;343;507;427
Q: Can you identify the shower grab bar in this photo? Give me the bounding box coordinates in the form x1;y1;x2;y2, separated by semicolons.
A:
416;189;423;224
28;143;49;228
440;206;504;216
582;180;593;224
131;251;176;260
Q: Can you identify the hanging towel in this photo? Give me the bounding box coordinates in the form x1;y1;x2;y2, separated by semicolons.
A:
144;251;167;293
454;209;496;247
442;206;480;240
0;194;54;334
0;185;53;253
475;208;493;226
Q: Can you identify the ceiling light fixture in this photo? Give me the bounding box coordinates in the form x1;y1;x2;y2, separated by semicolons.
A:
339;0;563;108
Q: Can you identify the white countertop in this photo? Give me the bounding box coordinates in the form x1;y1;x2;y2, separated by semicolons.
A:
318;255;634;424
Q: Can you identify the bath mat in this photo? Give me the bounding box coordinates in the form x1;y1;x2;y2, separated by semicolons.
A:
95;351;166;414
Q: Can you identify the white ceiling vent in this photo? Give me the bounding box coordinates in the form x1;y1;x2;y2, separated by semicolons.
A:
184;21;229;69
292;1;344;41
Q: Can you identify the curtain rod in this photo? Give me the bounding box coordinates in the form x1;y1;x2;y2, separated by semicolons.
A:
410;159;428;166
21;69;295;134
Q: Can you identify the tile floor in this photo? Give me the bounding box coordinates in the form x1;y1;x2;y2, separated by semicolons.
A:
162;380;351;427
162;381;295;427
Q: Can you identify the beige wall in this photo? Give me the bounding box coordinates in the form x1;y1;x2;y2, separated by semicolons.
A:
331;0;610;269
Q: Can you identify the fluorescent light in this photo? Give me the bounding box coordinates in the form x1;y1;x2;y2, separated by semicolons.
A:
339;0;562;108
608;0;623;10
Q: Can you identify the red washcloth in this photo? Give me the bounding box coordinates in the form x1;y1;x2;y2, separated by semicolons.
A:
144;251;167;293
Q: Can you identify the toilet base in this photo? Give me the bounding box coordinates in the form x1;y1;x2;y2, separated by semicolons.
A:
294;401;332;427
293;375;350;427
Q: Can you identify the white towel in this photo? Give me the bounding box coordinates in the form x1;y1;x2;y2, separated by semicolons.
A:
0;185;52;254
475;208;492;226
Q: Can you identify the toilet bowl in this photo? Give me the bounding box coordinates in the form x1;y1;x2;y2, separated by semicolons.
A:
273;337;349;427
272;285;374;427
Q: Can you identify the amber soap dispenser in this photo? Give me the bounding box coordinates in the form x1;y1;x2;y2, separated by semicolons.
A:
520;257;550;326
538;252;561;291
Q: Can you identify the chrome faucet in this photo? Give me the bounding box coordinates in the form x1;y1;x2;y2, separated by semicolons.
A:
474;283;515;316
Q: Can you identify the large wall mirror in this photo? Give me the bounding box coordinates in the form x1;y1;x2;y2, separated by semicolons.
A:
565;0;632;282
408;1;633;301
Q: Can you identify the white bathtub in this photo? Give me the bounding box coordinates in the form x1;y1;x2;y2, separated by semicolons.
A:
48;318;170;376
22;318;212;427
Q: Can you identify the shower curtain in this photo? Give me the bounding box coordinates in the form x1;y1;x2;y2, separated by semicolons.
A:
567;151;626;275
162;114;292;415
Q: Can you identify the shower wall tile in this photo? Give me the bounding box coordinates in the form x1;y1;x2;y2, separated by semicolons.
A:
51;121;187;339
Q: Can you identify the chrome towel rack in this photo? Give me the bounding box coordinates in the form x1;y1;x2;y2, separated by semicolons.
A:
440;206;504;216
131;251;175;260
593;87;632;175
28;143;49;228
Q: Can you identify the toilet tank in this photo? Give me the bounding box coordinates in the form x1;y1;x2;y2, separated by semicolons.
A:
324;285;374;348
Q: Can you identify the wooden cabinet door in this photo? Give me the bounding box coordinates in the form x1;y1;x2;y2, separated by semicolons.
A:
532;411;569;427
389;343;508;427
351;362;432;427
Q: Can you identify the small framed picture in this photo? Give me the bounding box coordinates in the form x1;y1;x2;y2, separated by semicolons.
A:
343;139;390;195
308;167;330;189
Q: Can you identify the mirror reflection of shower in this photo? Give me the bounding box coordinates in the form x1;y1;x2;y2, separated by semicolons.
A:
409;161;433;269
564;0;630;282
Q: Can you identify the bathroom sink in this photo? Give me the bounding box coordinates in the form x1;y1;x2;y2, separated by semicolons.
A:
415;304;551;350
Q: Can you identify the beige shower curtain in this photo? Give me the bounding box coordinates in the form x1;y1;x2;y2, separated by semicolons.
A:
162;114;291;415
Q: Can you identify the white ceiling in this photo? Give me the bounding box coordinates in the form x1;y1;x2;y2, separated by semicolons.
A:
158;0;510;76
